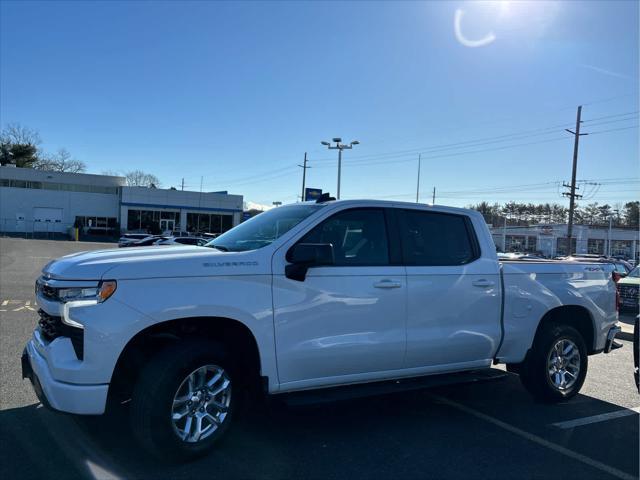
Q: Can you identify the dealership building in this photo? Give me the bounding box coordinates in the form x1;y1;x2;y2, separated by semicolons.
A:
490;223;639;260
0;166;243;236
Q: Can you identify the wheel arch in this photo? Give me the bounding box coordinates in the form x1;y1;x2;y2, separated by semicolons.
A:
108;316;264;405
532;305;596;354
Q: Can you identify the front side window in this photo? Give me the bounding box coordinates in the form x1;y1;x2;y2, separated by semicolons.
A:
400;210;477;266
300;208;390;266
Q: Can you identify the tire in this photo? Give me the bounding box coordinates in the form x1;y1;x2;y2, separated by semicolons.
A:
519;324;588;403
130;339;237;461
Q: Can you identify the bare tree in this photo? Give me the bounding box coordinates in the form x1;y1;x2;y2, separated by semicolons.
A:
0;123;42;146
125;170;161;188
35;148;87;173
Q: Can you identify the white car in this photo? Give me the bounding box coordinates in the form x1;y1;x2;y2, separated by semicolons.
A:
155;236;209;247
117;233;152;247
23;199;621;461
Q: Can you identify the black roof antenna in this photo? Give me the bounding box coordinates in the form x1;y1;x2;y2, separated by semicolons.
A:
316;192;336;203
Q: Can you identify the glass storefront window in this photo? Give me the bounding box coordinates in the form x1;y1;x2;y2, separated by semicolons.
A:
184;212;233;233
128;210;141;231
222;215;232;232
611;240;632;257
587;239;605;254
556;237;577;256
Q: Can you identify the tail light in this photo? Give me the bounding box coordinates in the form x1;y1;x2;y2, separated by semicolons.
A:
614;274;620;313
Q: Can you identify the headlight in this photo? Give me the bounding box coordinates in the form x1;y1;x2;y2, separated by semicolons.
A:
58;281;117;303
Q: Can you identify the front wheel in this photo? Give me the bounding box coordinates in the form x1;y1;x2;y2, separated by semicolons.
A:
130;340;236;461
519;324;588;403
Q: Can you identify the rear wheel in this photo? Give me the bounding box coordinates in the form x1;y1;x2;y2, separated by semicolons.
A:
130;340;236;461
519;324;588;403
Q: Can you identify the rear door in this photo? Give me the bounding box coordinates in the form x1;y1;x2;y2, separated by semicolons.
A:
399;208;502;369
272;207;407;389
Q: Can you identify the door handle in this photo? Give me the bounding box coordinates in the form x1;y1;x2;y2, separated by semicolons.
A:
472;279;495;288
373;279;402;289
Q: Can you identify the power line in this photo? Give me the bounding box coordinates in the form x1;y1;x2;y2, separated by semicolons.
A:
311;120;637;170
582;110;639;122
588;124;639;135
315;135;572;168
310;110;637;166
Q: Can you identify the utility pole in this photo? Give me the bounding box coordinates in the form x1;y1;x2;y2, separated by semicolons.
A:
432;187;436;204
607;209;619;256
416;154;422;203
502;215;507;253
562;106;589;256
298;152;310;201
321;138;360;199
181;178;184;191
607;215;613;256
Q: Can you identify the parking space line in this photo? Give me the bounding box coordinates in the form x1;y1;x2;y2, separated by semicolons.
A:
429;394;636;480
552;407;640;430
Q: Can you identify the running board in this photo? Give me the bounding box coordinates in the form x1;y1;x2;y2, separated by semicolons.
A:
280;369;508;407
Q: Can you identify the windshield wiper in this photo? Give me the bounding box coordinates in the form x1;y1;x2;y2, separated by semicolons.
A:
210;244;229;252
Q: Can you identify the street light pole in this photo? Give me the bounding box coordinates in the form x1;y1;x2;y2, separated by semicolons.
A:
321;138;360;200
337;148;342;199
416;154;421;203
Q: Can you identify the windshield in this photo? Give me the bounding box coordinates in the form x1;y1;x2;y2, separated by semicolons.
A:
628;266;640;278
206;204;325;252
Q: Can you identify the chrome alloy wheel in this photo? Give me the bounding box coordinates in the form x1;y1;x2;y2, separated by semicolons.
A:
547;339;581;391
170;365;232;443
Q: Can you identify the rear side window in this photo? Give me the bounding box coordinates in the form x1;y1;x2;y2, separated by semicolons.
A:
300;208;390;266
399;210;478;266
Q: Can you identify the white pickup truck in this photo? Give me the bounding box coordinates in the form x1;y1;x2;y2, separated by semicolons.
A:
23;199;622;460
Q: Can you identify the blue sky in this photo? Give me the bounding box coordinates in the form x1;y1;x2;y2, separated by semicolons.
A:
1;1;638;209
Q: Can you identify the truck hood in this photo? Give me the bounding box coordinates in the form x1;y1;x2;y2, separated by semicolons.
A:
618;276;640;286
42;246;269;281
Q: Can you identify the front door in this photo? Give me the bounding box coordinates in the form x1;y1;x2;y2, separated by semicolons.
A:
160;219;174;233
398;208;502;369
272;207;407;389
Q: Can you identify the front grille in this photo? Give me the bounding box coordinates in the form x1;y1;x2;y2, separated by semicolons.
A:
38;309;61;340
37;309;84;360
618;284;639;312
618;284;639;301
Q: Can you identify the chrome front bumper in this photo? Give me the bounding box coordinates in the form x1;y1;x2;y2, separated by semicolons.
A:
604;325;622;354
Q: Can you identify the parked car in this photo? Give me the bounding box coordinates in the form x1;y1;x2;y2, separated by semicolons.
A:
118;233;152;247
24;200;620;461
201;232;220;239
119;235;167;248
617;266;640;313
498;252;547;261
559;255;632;282
156;237;209;246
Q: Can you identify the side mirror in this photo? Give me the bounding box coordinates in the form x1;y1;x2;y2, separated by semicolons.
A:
285;243;334;281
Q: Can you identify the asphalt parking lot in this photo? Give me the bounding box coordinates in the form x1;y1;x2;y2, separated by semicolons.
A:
0;237;638;480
